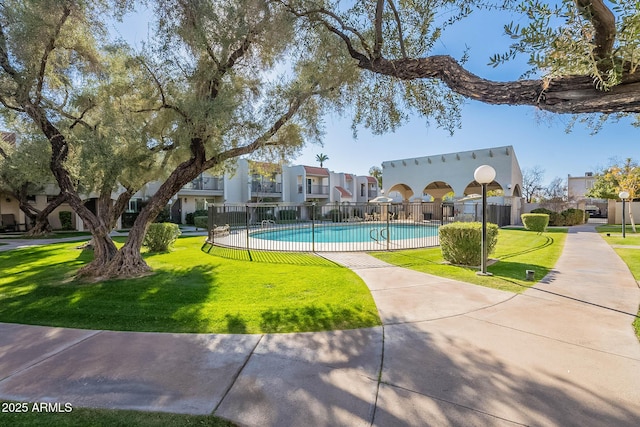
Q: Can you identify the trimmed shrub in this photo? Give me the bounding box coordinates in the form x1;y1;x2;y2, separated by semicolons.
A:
531;208;563;226
143;223;181;252
194;216;208;230
561;208;586;226
58;211;73;230
277;209;297;221
530;208;586;226
521;213;549;233
439;222;499;266
186;209;208;225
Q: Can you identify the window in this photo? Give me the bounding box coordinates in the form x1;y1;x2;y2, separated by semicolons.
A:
127;198;141;213
360;183;365;197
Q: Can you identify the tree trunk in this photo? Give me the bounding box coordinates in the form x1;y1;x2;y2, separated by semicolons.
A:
91;142;208;279
628;201;637;233
22;193;67;237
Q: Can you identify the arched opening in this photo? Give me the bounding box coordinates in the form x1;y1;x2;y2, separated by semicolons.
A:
387;183;414;202
422;181;454;200
463;180;503;197
511;184;522;198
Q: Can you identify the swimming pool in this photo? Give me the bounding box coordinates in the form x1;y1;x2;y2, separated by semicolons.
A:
252;223;438;243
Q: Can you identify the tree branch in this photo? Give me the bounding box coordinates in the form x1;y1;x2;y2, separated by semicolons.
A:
374;0;384;58
574;0;616;61
358;55;640;114
205;89;318;169
35;4;72;106
386;0;407;59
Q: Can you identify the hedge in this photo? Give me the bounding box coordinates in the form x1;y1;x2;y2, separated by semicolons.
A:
186;209;208;225
143;223;181;252
439;222;499;266
58;211;73;230
530;208;586;226
194;216;208;230
277;209;298;221
521;213;549;233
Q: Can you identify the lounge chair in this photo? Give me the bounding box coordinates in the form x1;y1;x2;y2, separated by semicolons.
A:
1;214;25;232
212;224;230;237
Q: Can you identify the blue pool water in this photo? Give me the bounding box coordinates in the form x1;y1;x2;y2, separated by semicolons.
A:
251;223;438;243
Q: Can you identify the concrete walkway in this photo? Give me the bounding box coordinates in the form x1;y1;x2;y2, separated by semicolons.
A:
1;225;639;426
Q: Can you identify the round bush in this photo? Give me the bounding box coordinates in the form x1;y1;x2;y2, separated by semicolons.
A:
194;216;208;230
521;213;549;233
143;223;181;252
439;222;499;266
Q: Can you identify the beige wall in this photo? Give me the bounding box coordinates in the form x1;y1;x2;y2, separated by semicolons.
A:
608;200;640;225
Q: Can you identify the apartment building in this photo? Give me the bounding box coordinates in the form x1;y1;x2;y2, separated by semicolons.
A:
0;159;378;231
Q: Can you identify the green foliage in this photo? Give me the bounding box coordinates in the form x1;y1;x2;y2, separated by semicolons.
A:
586;158;640;200
439;222;498;266
531;208;585;226
0;401;235;427
153;208;171;223
58;211;73;230
521;213;549;232
561;208;586;226
278;209;298;221
143;223;181;252
531;208;562;226
194;216;208;229
186;209;208;225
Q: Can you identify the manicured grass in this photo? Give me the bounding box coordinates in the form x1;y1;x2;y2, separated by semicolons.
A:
0;401;235;426
595;225;640;246
0;237;380;334
371;228;568;293
595;226;640;339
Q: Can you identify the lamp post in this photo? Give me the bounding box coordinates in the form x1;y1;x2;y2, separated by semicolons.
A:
474;165;496;276
619;191;629;238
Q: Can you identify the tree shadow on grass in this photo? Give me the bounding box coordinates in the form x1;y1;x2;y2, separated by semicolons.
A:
260;304;380;333
0;264;219;333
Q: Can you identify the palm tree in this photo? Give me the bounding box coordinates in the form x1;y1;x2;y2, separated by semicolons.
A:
316;153;329;168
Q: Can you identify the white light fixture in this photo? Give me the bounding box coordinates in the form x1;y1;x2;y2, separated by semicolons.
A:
474;165;496;276
619;191;630;199
474;165;496;184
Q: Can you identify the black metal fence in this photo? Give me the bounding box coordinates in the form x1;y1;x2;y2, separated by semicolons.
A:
205;201;513;253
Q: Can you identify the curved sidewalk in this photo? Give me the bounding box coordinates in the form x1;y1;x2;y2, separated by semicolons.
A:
0;225;639;426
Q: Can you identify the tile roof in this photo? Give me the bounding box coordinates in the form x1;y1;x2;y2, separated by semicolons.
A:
304;166;329;176
335;186;352;198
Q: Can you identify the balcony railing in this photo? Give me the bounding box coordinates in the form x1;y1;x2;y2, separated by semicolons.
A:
298;184;329;195
184;178;224;191
252;181;282;193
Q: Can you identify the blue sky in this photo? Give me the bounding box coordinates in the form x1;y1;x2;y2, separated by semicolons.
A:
114;4;638;186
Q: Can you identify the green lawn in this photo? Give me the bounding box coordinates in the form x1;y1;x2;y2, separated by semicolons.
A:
0;237;380;334
0;401;235;426
0;231;93;239
596;226;640;339
371;228;568;293
595;225;640;246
